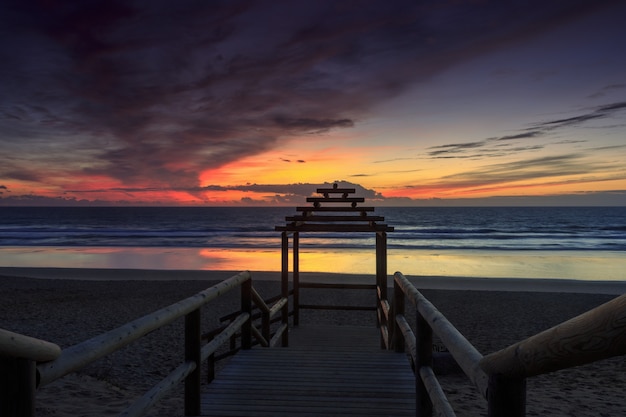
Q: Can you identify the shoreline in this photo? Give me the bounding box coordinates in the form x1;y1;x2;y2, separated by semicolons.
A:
2;246;626;281
1;266;625;294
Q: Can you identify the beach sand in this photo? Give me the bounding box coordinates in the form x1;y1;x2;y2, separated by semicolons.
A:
1;268;625;416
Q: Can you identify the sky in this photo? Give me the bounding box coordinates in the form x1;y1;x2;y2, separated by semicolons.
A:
1;0;625;206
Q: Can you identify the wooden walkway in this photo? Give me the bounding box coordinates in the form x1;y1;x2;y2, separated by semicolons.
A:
201;325;416;416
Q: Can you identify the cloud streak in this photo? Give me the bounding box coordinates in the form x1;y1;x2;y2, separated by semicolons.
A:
425;101;626;159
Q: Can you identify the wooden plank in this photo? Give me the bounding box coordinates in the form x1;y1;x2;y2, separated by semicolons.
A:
299;282;376;290
201;326;415;417
276;224;394;232
315;187;356;194
306;197;365;203
285;215;385;222
295;206;375;212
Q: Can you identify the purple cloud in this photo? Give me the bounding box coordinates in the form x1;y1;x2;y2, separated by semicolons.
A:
0;0;619;193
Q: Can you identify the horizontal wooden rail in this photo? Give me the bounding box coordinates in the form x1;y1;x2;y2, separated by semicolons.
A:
295;206;375;212
394;314;416;365
270;324;289;347
300;282;376;290
37;271;252;388
298;281;377;313
286;215;386;222
120;312;250;417
419;366;456;417
299;303;375;311
315;187;356;194
276;223;393;232
201;314;250;362
218;290;293;323
394;272;489;398
480;292;626;378
119;360;196;417
306;197;365;203
0;329;61;362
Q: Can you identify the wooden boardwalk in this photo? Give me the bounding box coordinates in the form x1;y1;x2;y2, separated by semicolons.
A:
201;325;416;416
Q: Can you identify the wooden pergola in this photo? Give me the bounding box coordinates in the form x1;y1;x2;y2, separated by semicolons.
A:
275;184;394;330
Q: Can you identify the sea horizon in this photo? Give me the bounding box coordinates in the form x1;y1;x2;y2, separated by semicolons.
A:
1;206;625;282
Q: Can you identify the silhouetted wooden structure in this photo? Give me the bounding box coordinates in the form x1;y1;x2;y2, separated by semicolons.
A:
275;183;394;331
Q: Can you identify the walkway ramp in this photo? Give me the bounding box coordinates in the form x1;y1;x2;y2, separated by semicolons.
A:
201;325;416;416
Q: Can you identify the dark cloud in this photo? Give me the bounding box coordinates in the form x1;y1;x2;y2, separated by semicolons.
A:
497;131;544;141
59;180;384;204
428;141;486;156
273;117;354;133
280;157;306;163
205;181;385;200
533;101;626;130
1;0;619;194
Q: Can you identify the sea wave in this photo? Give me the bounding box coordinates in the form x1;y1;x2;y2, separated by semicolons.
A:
1;206;624;251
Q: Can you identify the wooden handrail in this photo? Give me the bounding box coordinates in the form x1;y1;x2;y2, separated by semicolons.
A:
480;292;626;378
120;312;250;417
394;271;489;398
392;271;626;417
37;270;252;388
2;271;262;417
0;329;61;362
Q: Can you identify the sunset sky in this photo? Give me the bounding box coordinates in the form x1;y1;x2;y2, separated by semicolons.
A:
1;0;625;206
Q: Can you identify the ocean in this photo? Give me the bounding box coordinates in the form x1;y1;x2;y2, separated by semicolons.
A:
1;206;625;280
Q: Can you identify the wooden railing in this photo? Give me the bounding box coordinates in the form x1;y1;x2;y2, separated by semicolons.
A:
0;271;289;417
389;271;626;417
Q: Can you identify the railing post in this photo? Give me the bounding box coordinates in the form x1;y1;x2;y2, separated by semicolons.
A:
241;277;252;350
393;278;405;353
416;311;433;416
281;231;296;328
487;374;526;417
288;232;300;347
261;306;271;345
0;357;36;417
206;332;215;384
376;231;388;348
184;308;202;416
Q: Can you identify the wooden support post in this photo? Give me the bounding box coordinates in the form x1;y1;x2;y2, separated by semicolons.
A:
261;302;271;345
281;232;296;346
241;278;252;350
393;278;405;353
376;231;388;348
206;333;215;384
292;231;299;328
487;374;526;417
184;309;201;416
0;357;36;417
282;231;296;327
416;311;433;416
